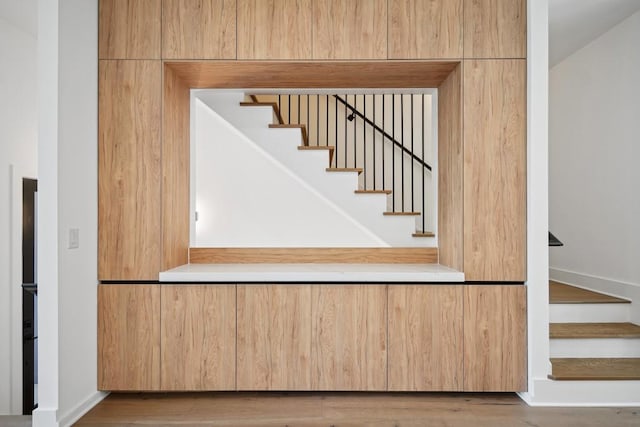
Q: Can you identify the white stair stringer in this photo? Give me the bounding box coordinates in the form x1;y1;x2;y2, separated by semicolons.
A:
196;91;428;246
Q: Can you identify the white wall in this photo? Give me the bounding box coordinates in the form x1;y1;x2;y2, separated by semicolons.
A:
549;10;640;321
0;12;38;415
34;0;104;426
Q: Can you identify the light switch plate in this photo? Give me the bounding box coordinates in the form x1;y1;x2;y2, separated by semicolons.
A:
69;228;79;249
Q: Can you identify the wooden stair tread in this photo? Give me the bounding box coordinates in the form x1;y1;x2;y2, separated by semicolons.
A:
412;232;435;238
384;211;421;216
298;145;335;164
549;358;640;380
550;322;640;339
354;190;392;194
549;281;630;304
326;167;363;174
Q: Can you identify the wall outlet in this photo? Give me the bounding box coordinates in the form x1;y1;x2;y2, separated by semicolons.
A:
68;228;79;249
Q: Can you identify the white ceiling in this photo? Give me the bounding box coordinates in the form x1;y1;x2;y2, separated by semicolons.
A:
0;0;37;36
550;0;640;67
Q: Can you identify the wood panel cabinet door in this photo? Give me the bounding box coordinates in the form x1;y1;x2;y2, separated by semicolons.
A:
98;285;160;390
388;285;463;391
463;285;527;391
311;285;387;390
237;285;312;390
98;60;162;280
388;0;463;59
99;0;162;59
313;0;387;59
463;0;526;58
237;0;312;59
463;59;526;281
160;285;236;390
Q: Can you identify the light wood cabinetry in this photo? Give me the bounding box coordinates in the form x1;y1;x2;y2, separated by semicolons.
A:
388;285;463;391
98;285;160;391
388;0;463;59
99;0;162;59
237;0;312;59
237;285;312;390
463;59;526;282
162;0;236;59
311;285;387;390
160;285;236;390
313;0;387;59
98;60;162;281
463;0;526;58
463;285;527;391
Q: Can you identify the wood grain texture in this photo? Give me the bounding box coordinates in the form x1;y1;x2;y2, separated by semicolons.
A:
549;358;640;381
162;65;190;271
388;285;463;391
237;0;312;59
165;61;459;88
388;0;463;59
160;285;236;390
549;322;640;339
99;60;162;280
311;285;387;390
76;393;640;426
98;285;160;391
313;0;387;59
463;0;526;58
99;0;161;59
437;63;463;271
463;60;526;281
189;247;438;263
549;281;630;304
237;285;312;390
463;285;527;391
162;0;236;59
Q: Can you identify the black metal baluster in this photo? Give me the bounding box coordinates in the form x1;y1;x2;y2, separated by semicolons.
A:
363;95;367;190
325;95;329;151
422;94;426;233
411;95;414;212
334;93;337;154
373;94;376;190
307;95;310;145
278;95;281;121
344;94;347;168
353;95;357;168
288;94;291;123
392;94;395;212
297;94;300;124
401;94;405;212
382;94;385;190
316;95;319;146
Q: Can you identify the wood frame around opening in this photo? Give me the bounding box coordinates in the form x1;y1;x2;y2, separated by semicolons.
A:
162;61;463;268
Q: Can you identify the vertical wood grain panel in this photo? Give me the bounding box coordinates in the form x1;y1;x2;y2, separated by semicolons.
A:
388;285;463;391
463;0;526;58
162;0;236;59
388;0;463;59
99;60;162;280
463;285;527;391
463;60;526;281
311;285;387;390
98;285;160;390
438;63;463;271
161;285;236;390
99;0;162;59
162;65;190;271
237;0;312;59
237;285;312;390
313;0;387;59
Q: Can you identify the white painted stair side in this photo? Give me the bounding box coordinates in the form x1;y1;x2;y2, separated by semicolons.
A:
197;91;428;246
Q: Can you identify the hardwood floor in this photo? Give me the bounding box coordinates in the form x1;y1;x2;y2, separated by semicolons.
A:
74;393;640;426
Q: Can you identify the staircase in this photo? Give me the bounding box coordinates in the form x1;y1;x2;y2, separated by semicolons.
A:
548;280;640;381
196;91;435;247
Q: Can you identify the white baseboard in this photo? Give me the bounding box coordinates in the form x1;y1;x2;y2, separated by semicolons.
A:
549;267;640;323
32;407;57;427
520;378;640;406
58;391;108;427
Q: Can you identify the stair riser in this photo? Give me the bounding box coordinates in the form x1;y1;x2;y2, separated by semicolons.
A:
550;304;630;323
550;338;640;358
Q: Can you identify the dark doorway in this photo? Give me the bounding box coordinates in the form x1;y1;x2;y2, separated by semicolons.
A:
22;178;37;415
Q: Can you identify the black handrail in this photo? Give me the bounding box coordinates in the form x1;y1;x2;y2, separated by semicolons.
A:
333;95;432;171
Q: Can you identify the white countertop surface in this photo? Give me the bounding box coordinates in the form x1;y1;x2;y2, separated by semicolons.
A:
159;263;464;283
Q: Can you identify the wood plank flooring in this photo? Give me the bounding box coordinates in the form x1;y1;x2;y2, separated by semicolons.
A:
550;322;640;339
74;393;640;426
550;358;640;381
549;281;630;304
